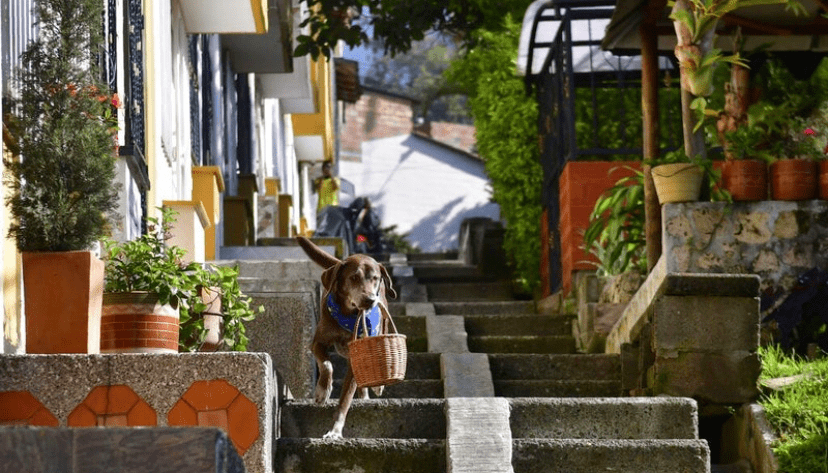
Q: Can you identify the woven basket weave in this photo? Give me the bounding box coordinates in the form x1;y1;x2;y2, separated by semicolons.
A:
348;305;407;388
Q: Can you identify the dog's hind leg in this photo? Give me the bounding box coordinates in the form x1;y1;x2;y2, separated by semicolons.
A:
312;341;333;404
323;365;357;439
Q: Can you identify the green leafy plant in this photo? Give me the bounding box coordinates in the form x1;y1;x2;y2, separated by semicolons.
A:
3;0;119;252
179;264;263;352
759;344;828;473
103;208;200;309
444;17;542;293
582;168;647;277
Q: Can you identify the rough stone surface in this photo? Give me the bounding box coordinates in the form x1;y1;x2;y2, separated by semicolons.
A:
401;284;429;302
275;438;446;473
512;439;710;473
427;316;468;353
406;302;436;316
653;295;760;353
0;427;244;473
446;397;512;473
720;404;779;473
0;353;272;473
663;201;828;294
442;353;495;397
652;351;761;404
213;259;324;282
508;397;698;440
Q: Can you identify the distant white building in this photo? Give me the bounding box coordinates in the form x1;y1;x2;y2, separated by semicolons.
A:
337;87;500;252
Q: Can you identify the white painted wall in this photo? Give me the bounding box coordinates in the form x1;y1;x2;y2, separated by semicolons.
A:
339;134;500;252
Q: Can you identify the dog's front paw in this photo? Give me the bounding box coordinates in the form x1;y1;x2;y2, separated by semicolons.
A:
322;429;343;440
314;383;332;404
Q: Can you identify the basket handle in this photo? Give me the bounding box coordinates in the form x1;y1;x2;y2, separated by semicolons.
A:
349;301;399;342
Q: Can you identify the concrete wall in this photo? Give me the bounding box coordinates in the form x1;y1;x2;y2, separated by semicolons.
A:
662;200;828;296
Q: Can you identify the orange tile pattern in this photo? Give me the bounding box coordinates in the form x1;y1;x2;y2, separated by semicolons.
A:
168;379;259;454
67;385;157;427
0;391;58;426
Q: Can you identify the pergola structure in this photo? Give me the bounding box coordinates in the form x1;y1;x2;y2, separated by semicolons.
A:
519;0;828;296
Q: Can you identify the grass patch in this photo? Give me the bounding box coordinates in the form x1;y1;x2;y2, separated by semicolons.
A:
759;344;828;473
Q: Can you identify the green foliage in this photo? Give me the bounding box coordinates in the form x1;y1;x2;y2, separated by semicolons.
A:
179;265;263;352
4;0;119;252
294;0;533;59
582;168;647;276
381;225;420;254
759;345;828;473
104;208;261;352
444;18;542;293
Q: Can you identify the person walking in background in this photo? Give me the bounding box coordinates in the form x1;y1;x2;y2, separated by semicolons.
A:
314;160;340;214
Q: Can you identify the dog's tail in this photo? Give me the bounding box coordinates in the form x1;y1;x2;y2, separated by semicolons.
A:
296;236;340;268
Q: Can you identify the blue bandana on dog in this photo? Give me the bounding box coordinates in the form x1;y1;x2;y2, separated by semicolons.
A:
327;293;381;337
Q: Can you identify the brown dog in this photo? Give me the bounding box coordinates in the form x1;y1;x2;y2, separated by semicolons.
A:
296;236;397;439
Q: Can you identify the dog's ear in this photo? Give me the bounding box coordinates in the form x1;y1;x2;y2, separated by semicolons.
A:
321;263;343;293
379;264;397;299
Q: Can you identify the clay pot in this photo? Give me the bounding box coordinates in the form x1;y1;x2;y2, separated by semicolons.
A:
819;161;828;200
651;163;704;204
23;251;104;354
722;159;768;201
770;159;818;201
101;292;179;353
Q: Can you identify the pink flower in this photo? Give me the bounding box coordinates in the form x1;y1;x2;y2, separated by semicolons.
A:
804;128;816;136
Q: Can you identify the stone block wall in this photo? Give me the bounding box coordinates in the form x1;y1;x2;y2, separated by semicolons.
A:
662;200;828;295
0;353;273;473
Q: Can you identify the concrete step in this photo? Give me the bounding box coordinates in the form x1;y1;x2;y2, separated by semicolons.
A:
512;439;710;473
332;352;440;380
488;354;620;381
434;301;535;315
507;397;699;439
464;314;571;337
331;352;442;398
468;335;576;354
411;264;495;283
275;438;446;472
393;315;427;352
494;379;623;397
332;378;444;399
279;398;446;439
427;282;514;301
406;252;459;262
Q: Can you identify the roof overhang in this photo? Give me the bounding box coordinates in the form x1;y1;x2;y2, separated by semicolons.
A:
602;0;828;55
180;0;268;34
294;135;326;163
221;0;293;73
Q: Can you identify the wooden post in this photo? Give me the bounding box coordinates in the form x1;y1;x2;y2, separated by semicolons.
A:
641;0;663;271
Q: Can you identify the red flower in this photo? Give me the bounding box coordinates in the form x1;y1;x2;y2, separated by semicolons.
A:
804;128;816;136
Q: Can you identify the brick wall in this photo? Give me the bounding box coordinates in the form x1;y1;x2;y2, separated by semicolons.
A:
341;90;415;158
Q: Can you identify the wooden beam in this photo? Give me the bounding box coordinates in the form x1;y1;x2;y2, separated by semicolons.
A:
641;0;662;272
721;13;794;35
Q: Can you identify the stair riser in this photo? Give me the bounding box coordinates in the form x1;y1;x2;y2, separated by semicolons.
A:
508;398;699;440
434;301;535;315
331;353;440;379
427;283;513;302
280;400;446;439
331;379;443;399
494;380;622;398
464;315;571;336
468;336;576;354
512;439;710;473
276;439;446;473
488;354;620;381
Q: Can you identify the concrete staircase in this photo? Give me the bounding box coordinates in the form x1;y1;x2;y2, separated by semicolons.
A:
273;252;711;473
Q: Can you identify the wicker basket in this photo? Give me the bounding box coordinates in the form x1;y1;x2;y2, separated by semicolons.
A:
348;306;407;388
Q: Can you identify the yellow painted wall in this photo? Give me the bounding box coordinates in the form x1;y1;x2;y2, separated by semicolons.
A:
290;56;334;162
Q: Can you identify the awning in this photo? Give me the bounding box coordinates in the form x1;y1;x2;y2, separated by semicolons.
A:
180;0;268;34
222;0;293;74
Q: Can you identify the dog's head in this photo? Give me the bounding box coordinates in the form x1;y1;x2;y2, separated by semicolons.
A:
321;254;396;314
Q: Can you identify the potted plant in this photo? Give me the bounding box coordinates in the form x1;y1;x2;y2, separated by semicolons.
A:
770;120;821;201
649;149;709;204
179;264;262;352
102;209;201;353
3;0;119;354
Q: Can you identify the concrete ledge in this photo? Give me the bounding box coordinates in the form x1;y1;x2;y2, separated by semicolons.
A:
257;237;347;259
605;255;667;354
0;353;272;473
512;439;710;473
0;427;244;473
219;245;337;261
442;353;495;397
212;259;323;282
722;403;779;473
508;397;698;440
427;316;468;353
446;398;512;473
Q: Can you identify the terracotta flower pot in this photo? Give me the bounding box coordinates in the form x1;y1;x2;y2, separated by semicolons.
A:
819;161;828;200
101;292;179;353
22;250;104;354
722;159;767;201
770;159;818;201
651;163;704;204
